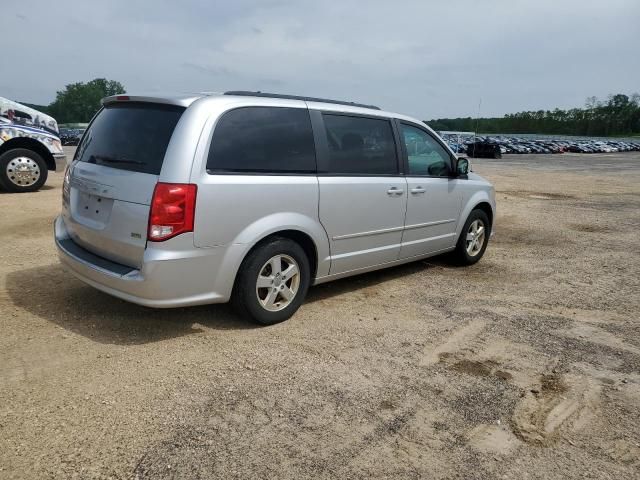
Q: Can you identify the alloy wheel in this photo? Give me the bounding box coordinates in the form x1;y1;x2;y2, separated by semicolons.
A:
466;219;486;257
255;254;301;312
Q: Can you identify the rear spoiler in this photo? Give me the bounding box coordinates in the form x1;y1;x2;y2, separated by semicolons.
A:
102;94;203;108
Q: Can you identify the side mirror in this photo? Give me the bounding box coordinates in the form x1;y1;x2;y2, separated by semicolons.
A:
456;157;469;176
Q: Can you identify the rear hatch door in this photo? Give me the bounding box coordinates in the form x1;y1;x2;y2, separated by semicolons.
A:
63;102;185;268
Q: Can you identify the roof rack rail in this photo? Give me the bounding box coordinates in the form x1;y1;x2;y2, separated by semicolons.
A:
223;91;381;110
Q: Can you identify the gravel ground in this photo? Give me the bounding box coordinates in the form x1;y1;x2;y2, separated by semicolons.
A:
1;149;639;479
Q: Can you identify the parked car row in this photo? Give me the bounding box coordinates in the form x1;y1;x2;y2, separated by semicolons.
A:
441;134;640;155
59;128;85;146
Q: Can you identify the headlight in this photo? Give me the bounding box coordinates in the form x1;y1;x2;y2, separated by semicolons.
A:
52;139;62;151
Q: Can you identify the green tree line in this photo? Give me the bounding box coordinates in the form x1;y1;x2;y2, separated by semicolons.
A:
426;93;640;137
21;78;126;124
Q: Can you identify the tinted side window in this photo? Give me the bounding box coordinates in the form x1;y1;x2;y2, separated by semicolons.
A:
207;107;316;173
321;114;398;175
401;124;451;177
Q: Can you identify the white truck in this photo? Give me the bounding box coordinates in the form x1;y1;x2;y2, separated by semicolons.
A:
0;97;66;192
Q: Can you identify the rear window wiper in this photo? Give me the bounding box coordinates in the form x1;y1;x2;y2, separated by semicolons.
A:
88;155;146;166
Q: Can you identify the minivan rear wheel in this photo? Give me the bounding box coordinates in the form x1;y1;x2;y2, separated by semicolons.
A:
232;237;310;325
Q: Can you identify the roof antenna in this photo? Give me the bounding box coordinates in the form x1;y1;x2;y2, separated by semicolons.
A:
474;97;482;142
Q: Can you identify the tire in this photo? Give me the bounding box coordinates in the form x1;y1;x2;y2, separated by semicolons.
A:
0;148;48;193
452;209;491;265
232;237;311;325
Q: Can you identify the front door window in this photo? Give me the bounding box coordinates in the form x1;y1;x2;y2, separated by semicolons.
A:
401;124;451;176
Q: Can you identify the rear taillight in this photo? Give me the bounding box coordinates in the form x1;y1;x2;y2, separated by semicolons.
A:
62;165;71;204
148;183;197;242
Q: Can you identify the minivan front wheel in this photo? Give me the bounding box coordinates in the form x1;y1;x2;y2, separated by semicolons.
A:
452;209;491;265
232;237;310;325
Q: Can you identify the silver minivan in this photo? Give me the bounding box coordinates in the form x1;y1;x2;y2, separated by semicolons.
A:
55;91;495;324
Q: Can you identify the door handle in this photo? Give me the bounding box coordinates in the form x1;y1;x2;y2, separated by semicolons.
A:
411;187;426;194
387;187;404;196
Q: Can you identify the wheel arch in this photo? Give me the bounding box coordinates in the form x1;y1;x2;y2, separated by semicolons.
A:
456;191;495;239
241;229;320;281
0;138;57;170
203;210;332;303
473;201;494;229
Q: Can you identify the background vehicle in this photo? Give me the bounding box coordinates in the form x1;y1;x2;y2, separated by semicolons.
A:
59;128;83;146
60;128;82;146
467;141;502;158
55;91;495;325
0;97;66;192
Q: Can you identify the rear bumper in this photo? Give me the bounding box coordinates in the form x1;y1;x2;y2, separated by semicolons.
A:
54;215;239;308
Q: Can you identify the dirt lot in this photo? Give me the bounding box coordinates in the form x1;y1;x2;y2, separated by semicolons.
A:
1;149;639;479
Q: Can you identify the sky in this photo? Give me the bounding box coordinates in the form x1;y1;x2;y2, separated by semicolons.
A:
3;0;639;119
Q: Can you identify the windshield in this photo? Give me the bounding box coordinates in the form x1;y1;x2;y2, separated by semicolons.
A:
75;102;185;175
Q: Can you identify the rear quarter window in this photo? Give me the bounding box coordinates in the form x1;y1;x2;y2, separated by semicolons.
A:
206;107;316;174
75;103;185;175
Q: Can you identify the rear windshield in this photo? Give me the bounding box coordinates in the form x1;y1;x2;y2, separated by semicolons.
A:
74;102;185;175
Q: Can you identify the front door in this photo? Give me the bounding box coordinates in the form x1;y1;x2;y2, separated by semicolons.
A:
398;122;461;259
316;113;407;274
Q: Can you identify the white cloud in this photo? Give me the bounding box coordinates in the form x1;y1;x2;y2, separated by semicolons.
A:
3;0;639;118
